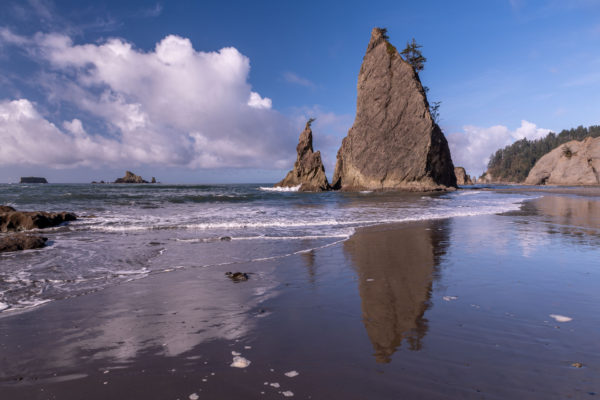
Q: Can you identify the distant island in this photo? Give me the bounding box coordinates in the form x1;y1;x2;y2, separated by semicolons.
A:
113;171;157;184
20;177;48;184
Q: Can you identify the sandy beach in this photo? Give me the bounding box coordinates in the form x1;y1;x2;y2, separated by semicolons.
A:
1;191;599;399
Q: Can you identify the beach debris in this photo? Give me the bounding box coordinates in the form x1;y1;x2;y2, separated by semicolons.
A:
571;362;583;368
443;296;458;302
270;382;280;388
230;356;251;368
549;314;572;323
284;371;299;378
189;393;199;400
220;236;232;241
282;391;294;397
225;272;249;282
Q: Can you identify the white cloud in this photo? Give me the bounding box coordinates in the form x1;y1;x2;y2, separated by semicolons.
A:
447;120;551;178
0;31;296;169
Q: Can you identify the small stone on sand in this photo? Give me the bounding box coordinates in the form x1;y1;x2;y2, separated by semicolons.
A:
232;351;241;356
189;394;199;400
572;362;583;368
282;391;294;397
270;382;280;388
284;371;299;378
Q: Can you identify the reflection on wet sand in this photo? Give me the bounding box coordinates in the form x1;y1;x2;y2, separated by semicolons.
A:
343;220;449;363
533;195;600;231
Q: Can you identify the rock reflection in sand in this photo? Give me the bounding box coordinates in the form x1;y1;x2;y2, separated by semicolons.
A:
343;220;449;363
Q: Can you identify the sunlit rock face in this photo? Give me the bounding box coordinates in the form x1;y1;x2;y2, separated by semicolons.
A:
525;137;600;185
332;28;456;192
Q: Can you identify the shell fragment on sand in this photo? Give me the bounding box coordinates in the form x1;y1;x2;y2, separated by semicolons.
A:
230;356;251;368
549;314;572;322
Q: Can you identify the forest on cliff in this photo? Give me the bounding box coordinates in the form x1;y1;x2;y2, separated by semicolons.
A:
486;125;600;182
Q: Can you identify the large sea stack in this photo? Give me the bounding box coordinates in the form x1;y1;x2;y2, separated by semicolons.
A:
525;137;600;185
454;167;473;185
274;119;330;192
332;28;456;191
114;171;148;184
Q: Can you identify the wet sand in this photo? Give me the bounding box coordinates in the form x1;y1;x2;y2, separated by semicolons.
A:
1;193;599;399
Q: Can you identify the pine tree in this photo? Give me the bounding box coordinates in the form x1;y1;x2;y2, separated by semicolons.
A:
401;38;427;72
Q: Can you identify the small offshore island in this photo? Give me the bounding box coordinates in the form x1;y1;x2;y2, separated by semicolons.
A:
1;26;599;400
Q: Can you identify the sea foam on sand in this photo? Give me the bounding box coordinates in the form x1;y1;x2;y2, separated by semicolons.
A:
549;314;572;322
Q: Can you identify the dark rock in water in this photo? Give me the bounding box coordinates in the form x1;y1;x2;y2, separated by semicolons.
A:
151;177;157;184
225;272;249;282
454;167;474;185
0;209;77;232
0;234;47;253
0;206;16;213
332;28;456;191
274;119;330;192
20;177;48;184
220;236;232;242
114;171;148;184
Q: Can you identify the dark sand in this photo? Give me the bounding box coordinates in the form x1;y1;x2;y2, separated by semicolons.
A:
1;193;599;399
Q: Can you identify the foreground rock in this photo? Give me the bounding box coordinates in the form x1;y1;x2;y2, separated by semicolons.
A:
0;234;47;253
454;167;473;185
225;272;249;282
525;137;600;185
0;208;77;232
20;177;47;184
114;171;148;184
332;28;456;191
275;119;330;192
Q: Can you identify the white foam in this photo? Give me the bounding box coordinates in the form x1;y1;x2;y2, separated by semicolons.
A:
443;296;458;301
549;314;572;322
282;391;294;397
259;184;301;192
230;356;251;368
0;302;9;311
284;371;299;378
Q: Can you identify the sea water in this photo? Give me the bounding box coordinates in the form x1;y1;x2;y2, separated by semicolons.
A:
0;183;533;314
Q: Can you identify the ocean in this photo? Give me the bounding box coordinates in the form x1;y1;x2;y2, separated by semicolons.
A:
0;183;533;315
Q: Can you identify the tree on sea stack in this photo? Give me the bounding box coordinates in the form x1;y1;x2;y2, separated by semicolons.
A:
400;38;427;72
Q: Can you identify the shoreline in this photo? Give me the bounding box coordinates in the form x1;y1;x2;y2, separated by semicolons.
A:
1;191;599;398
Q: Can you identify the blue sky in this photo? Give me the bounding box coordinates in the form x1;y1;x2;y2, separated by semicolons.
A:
1;0;599;183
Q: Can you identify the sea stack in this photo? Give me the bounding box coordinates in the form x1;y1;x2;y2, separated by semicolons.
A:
114;171;148;184
525;137;600;185
332;28;456;191
454;167;473;185
274;119;330;192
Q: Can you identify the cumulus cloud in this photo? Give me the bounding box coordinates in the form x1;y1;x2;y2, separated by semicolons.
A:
0;30;296;169
447;120;551;177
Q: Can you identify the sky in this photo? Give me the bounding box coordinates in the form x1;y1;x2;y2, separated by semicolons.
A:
1;0;599;183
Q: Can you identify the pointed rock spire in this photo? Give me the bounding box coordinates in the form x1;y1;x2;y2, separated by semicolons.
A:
332;28;456;191
275;119;330;192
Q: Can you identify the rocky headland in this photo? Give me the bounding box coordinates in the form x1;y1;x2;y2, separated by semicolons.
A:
275;119;330;192
20;177;47;184
525;137;600;185
454;167;473;185
332;28;456;191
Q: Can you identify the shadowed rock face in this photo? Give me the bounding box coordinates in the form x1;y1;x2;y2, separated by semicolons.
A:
115;171;148;184
275;121;330;192
525;137;600;185
332;28;456;191
454;167;473;185
0;234;47;253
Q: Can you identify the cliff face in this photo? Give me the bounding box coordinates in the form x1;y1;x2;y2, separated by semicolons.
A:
275;121;330;192
525;137;600;185
454;167;473;185
332;28;456;191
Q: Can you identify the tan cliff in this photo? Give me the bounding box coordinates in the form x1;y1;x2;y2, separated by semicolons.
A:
525;137;600;185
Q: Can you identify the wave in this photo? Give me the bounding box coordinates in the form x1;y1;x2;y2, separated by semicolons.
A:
259;184;301;192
